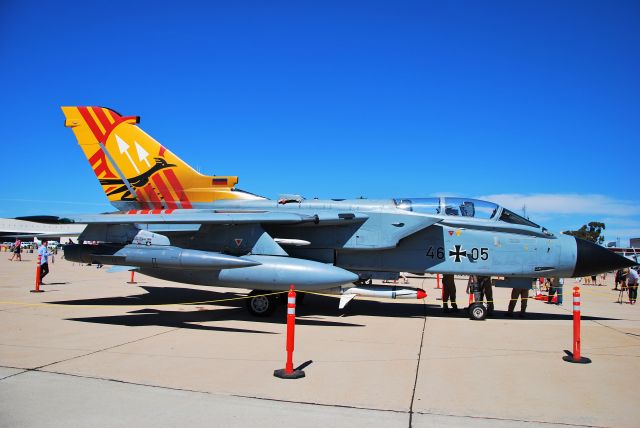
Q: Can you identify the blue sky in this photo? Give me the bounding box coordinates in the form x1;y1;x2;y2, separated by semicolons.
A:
1;1;638;244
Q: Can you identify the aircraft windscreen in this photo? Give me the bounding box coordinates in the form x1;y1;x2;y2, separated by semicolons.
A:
499;209;540;228
394;198;440;214
442;198;498;220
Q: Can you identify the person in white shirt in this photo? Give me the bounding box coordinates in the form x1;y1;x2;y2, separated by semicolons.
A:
37;242;53;284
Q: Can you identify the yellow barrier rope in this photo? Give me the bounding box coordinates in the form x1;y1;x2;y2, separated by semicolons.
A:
0;285;631;309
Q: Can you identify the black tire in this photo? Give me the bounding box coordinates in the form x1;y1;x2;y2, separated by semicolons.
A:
468;302;487;321
246;290;277;317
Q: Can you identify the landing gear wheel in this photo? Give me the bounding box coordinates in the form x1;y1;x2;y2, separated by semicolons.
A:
246;291;277;317
468;302;487;321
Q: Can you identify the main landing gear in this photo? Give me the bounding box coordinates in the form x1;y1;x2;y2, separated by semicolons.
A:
245;290;305;317
246;290;278;316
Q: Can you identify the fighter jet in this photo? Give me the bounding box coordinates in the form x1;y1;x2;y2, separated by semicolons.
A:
58;107;635;318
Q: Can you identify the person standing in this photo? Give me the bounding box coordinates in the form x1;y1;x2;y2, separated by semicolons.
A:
506;281;530;318
556;278;564;305
627;267;639;305
478;275;494;316
8;239;22;261
442;274;458;313
37;242;53;284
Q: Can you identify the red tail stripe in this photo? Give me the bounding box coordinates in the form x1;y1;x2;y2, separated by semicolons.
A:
151;174;178;209
143;183;163;210
162;169;192;209
104;109;116;123
163;209;175;214
92;107;113;130
78;107;105;141
88;148;117;179
78;106;134;144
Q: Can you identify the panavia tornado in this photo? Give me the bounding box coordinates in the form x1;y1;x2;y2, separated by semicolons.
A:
55;106;634;318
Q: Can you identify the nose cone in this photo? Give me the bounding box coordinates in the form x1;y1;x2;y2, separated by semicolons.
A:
572;237;636;277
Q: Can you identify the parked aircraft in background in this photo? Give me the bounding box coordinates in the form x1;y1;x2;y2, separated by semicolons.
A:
54;106;634;319
0;217;85;242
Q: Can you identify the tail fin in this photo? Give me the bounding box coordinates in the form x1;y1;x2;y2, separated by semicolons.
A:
61;106;263;210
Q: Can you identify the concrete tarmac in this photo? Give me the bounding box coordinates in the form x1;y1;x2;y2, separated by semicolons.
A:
0;254;638;427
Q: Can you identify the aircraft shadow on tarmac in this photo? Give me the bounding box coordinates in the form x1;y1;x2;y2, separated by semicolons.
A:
51;286;365;332
49;285;620;332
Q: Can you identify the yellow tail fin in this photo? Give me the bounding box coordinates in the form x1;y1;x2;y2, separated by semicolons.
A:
61;106;262;210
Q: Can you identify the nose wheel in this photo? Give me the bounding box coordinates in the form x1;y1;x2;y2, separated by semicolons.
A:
468;302;487;321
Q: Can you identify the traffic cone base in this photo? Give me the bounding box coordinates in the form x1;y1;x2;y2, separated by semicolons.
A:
273;368;305;379
562;355;592;364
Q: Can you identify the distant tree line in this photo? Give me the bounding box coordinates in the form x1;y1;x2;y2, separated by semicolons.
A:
563;222;606;244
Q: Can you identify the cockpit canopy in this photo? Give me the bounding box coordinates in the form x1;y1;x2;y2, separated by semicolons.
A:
394;197;541;229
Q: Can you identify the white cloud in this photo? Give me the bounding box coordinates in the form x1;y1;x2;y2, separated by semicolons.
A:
601;218;640;227
475;193;640;217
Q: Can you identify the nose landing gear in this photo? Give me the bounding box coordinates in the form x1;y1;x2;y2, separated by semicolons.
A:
467;279;488;321
468;302;487;321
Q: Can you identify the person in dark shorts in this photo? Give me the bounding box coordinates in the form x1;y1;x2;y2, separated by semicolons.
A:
8;239;22;261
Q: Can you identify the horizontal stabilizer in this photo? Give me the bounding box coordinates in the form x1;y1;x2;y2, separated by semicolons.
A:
61;210;321;225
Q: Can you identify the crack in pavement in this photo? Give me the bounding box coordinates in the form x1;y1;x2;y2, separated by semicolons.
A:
408;299;427;428
0;327;179;381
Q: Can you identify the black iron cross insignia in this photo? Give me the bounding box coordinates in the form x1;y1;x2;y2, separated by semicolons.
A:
449;245;467;262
